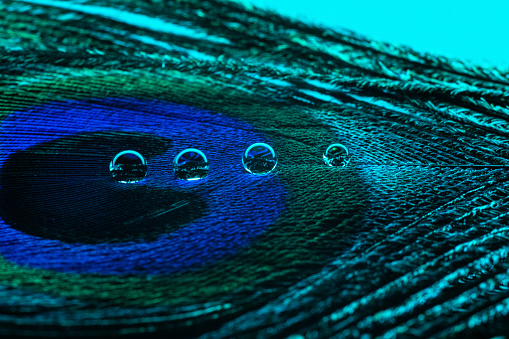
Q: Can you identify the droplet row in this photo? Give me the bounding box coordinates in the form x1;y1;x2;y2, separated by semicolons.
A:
110;143;349;183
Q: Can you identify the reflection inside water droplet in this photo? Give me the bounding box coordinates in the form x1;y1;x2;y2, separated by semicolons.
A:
323;144;350;167
109;150;148;183
173;148;209;181
242;143;278;175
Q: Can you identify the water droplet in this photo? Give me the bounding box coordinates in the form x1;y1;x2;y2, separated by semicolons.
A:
109;150;148;183
173;148;209;181
323;144;350;167
242;143;278;175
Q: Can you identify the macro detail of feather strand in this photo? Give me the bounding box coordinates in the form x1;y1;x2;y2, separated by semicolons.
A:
1;0;509;338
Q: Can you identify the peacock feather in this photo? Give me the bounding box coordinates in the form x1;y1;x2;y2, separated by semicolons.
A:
1;0;509;337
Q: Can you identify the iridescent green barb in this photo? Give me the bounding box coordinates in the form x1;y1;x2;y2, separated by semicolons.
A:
1;0;509;338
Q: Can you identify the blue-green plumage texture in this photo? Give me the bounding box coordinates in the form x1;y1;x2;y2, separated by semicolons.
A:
1;0;509;338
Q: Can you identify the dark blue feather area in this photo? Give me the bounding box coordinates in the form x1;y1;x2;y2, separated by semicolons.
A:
0;98;286;274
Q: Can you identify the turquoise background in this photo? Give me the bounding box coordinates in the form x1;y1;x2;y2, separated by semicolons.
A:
247;0;509;69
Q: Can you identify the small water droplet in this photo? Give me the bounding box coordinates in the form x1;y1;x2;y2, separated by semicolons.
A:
242;143;278;175
173;148;209;181
110;150;148;183
323;144;350;167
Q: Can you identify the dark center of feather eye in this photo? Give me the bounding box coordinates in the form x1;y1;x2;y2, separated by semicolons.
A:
0;131;206;245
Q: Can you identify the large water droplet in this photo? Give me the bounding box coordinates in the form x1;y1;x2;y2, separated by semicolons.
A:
109;150;148;183
323;144;350;167
242;143;278;175
173;148;209;181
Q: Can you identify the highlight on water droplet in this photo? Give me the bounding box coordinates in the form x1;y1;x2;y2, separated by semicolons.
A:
109;150;148;183
242;142;278;175
173;148;209;181
323;143;350;167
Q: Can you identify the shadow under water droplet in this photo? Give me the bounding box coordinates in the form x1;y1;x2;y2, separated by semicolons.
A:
0;131;206;244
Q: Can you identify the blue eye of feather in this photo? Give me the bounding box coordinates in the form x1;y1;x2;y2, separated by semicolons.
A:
0;98;286;275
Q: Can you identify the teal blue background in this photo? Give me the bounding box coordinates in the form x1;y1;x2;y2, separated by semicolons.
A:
247;0;509;69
